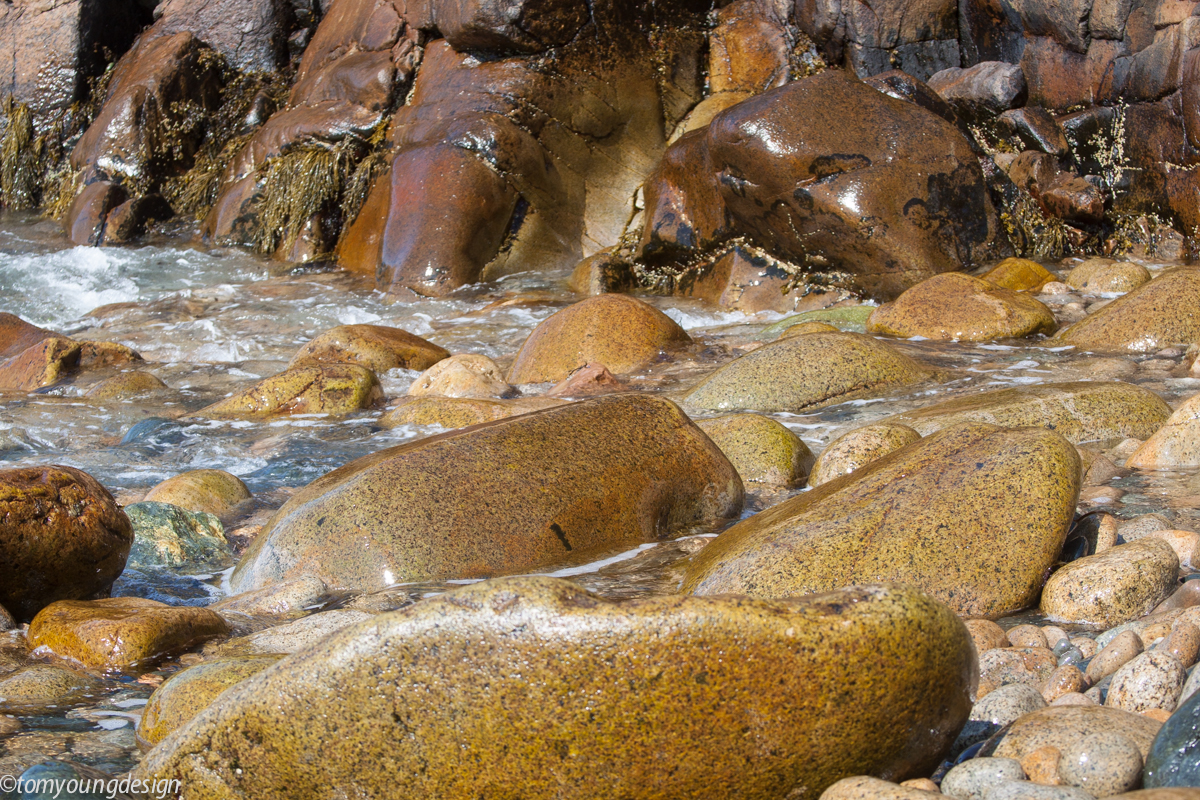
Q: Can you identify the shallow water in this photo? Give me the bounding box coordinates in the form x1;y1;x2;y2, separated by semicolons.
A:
2;212;1199;776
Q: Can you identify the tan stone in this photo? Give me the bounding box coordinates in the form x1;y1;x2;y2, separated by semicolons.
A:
808;423;921;487
288;324;448;373
143;470;251;515
196;364;383;418
1127;391;1200;468
408;353;514;399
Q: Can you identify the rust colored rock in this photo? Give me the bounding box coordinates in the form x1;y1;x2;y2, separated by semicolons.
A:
979;258;1057;292
431;0;589;54
639;69;1004;302
547;362;626;397
966;619;1011;653
995;107;1070;156
149;0;290;72
102;194;173;244
672;245;808;314
866;272;1057;342
0;465;133;622
1040;176;1107;224
567;251;637;295
1056;268;1200;353
0;313;61;360
0;337;80;393
134;578;976;800
289;324;449;373
508;295;691;383
708;0;794;94
65;181;127;247
927;61;1027;121
195;364;384;418
28;598;229;674
230;395;743;593
684;423;1081;618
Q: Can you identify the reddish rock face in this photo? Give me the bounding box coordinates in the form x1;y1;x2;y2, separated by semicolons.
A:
639;69;1004;301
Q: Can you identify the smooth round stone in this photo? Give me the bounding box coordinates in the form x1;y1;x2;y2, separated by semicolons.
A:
1128;392;1200;469
1165;622;1200;668
287;324;449;374
1143;531;1200;570
1073;638;1099;659
1066;259;1152;294
1055;267;1200;354
967;620;1012;653
980;258;1057;292
1087;631;1146;682
980;706;1162;761
408;353;514;399
807;423;921;487
1044;665;1088;703
83;370;167;399
14;760;123;800
1051;693;1096;707
980;648;1058;693
1155;582;1200;615
1042;540;1180;628
1106;651;1187;714
138;655;282;746
0;665;100;712
379;396;564;429
142;470;251;516
941;756;1025;800
955;683;1047;752
1118;514;1175;542
1145;675;1200;787
819;776;943;798
1059;648;1085;667
782;321;840;337
982;781;1094;799
1058;731;1143;796
1010;625;1050;649
696;414;816;487
1020;744;1062;784
1043;627;1071;649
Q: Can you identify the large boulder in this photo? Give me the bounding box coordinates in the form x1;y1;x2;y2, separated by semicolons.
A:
684;332;933;413
1055;268;1200;353
0;466;133;623
683;423;1081;618
884;381;1172;444
134;577;976;799
638;69;1004;301
507;295;692;383
230;394;743;593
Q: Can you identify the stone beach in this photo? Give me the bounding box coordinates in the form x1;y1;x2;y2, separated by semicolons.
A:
4;0;1200;796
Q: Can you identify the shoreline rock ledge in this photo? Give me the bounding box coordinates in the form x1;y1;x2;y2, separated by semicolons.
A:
230;394;744;593
133;577;977;800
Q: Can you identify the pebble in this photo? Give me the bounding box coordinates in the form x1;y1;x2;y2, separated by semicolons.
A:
979;648;1058;694
1072;638;1099;659
1145;530;1200;569
1086;631;1144;683
1020;745;1062;784
941;756;1026;800
1043;627;1071;649
820;776;942;798
982;781;1093;799
1057;732;1143;796
1010;625;1050;649
1106;651;1187;713
1153;581;1200;614
1164;621;1200;668
900;779;940;792
1118;514;1175;542
1043;665;1089;703
1041;540;1180;628
955;683;1046;753
967;620;1011;653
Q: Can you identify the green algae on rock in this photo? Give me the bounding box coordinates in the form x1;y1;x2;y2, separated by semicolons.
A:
0;465;133;623
684;423;1080;618
696;414;815;486
230;394;743;593
761;306;876;337
133;577;976;800
288;324;449;373
684;332;933;413
137;655;282;747
1055;268;1200;353
194;363;384;418
1040;539;1180;628
885;381;1171;444
807;423;922;487
866;272;1058;342
27;598;229;674
507;295;692;384
124;501;231;570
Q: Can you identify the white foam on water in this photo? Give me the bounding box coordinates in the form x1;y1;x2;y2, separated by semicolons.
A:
0;246;140;326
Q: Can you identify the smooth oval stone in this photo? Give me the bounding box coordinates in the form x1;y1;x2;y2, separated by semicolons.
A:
1055;267;1200;353
979;706;1162;761
866;273;1057;342
820;776;943;798
1009;625;1050;649
1059;731;1144;796
0;665;100;713
231;395;743;593
137;655;282;747
782;321;841;337
195;364;384;418
1106;651;1187;714
696;414;815;486
684;332;933;413
124;502;231;571
684;423;1080;618
27;598;229;674
1041;539;1180;628
507;295;692;383
142;469;251;515
1145;676;1200;787
980;258;1056;292
378;396;563;428
133;579;976;800
983;781;1094;799
1127;391;1200;469
807;423;922;487
941;756;1026;800
83;370;167;399
288;324;449;373
408;353;514;399
885;381;1171;444
1066;259;1152;294
966;619;1012;653
1043;665;1088;703
979;648;1058;693
0;465;133;622
1165;621;1200;668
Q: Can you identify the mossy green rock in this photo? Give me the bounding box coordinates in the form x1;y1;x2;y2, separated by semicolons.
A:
1056;267;1200;353
125;502;231;570
684;332;933;413
133;577;976;800
231;395;743;593
137;655;282;747
808;423;922;487
1040;539;1180;628
866;273;1057;342
696;414;814;486
684;423;1081;618
0;665;100;713
195;364;384;418
885;381;1171;444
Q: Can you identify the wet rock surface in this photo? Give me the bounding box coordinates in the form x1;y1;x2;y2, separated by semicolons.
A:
1041;539;1180;628
866;273;1057;342
134;578;975;800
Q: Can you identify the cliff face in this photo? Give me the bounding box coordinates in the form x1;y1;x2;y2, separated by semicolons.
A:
3;0;1199;301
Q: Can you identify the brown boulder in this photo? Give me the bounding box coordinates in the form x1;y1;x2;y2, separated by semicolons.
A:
1056;268;1200;353
866;272;1057;341
0;466;133;622
927;61;1027;121
978;257;1056;292
148;0;290;72
508;295;691;383
288;324;449;373
0;336;81;392
638;69;1004;301
0;313;61;360
230;395;743;593
137;655;282;746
